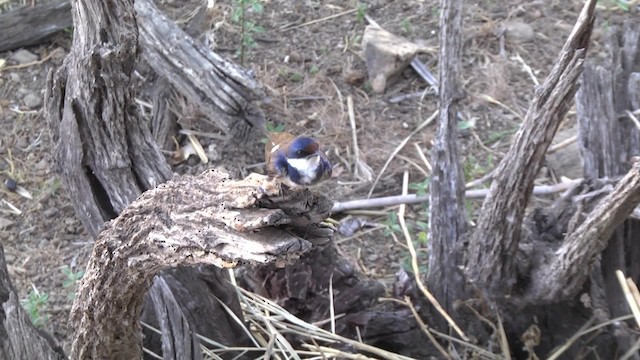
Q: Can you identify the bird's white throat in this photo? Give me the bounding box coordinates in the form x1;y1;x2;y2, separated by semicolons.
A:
287;155;321;181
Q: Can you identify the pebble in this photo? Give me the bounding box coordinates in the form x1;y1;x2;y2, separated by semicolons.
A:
35;158;50;172
504;20;535;43
4;178;17;192
23;92;43;109
10;49;38;64
15;136;29;149
0;217;15;230
8;73;20;83
43;208;59;218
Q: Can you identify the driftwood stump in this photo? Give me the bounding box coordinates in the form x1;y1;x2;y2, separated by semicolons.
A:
69;170;333;359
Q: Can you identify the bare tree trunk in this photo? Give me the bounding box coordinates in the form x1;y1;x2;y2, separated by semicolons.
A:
426;0;468;317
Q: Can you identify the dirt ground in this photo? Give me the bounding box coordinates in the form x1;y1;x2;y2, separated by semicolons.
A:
0;0;634;354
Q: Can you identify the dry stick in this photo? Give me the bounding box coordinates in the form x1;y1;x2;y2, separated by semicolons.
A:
413;143;433;173
621;339;640;360
628;278;640;313
616;270;640;329
548;314;636;360
280;8;357;31
397;171;469;341
367;110;438;198
333;179;582;213
548;135;578;154
404;297;452;360
348;95;373;181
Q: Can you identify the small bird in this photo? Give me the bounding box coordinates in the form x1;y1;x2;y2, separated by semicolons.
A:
265;132;332;189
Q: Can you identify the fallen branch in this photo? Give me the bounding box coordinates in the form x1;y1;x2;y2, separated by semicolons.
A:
333;179;582;213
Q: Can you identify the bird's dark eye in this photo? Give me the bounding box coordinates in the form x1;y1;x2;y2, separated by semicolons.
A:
296;150;304;156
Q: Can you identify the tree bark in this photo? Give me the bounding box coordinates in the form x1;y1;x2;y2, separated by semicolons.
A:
69;170;332;359
44;0;172;238
0;0;71;53
135;0;265;142
426;0;468;316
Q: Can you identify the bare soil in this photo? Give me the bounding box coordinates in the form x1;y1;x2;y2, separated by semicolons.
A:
0;0;634;355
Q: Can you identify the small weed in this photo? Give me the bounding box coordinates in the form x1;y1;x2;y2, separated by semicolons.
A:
464;154;495;183
485;128;517;145
62;265;85;300
22;288;49;328
261;122;285;144
383;211;402;235
356;3;368;24
266;122;285;133
287;71;303;82
362;81;373;93
409;177;430;197
400;18;412;34
309;65;320;75
231;0;265;65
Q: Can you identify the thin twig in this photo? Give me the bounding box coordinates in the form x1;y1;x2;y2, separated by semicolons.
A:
616;270;640;329
367;110;438;198
404;296;452;360
413;143;432;173
548;135;578;154
397;171;468;341
280;8;357;31
348;95;373;181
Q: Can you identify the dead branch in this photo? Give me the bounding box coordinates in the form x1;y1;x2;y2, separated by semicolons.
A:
0;0;71;53
527;159;640;302
135;0;266;140
70;170;333;359
465;0;597;297
332;179;582;212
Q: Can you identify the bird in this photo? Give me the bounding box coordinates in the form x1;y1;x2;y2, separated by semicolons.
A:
265;132;332;189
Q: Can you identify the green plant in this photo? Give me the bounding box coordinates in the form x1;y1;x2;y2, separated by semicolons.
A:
355;3;367;24
409;177;430;196
287;71;303;83
260;122;285;144
383;211;402;235
62;265;85;300
309;65;320;75
231;0;265;65
400;18;412;33
22;288;49;328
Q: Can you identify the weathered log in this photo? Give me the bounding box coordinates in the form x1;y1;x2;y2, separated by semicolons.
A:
135;0;266;142
69;170;333;358
466;0;596;297
0;243;65;360
0;0;71;53
44;0;172;238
